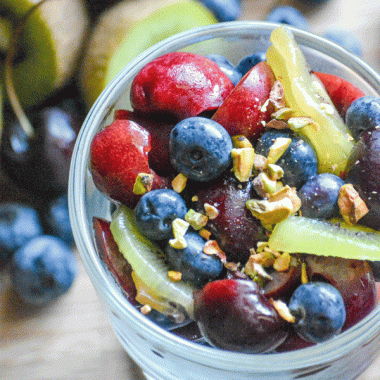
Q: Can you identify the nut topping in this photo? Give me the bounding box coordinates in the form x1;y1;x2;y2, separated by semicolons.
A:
338;183;369;225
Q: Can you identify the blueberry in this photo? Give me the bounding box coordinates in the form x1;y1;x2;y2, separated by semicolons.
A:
206;54;242;86
289;282;346;343
345;96;380;140
266;6;310;31
170;117;233;182
298;173;344;219
236;51;266;77
322;28;363;57
135;189;187;241
198;0;241;21
42;194;74;246
254;129;318;189
165;231;223;287
0;203;43;268
10;235;77;305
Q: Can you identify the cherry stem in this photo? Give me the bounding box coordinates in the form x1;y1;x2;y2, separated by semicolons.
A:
4;0;51;139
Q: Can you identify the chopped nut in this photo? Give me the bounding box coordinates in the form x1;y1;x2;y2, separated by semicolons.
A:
252;172;278;197
269;80;286;110
288;116;319;132
199;228;212;240
140;304;152;315
250;251;276;267
203;240;226;263
231;147;255;182
133;173;154;195
169;218;189;249
269;185;302;214
168;271;182;282
338;183;369;225
256;241;269;252
263;246;281;258
301;262;308;284
172;173;187;193
270;299;295;323
191;195;199;202
271;107;293;121
253;154;267;172
266;164;284;181
266;137;292;165
232;135;252;149
204;203;219;219
266;119;289;130
273;252;291;272
246;197;294;226
185;209;208;230
244;255;272;280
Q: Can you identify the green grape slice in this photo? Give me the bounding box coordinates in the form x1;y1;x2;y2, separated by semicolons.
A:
268;215;380;261
110;205;195;318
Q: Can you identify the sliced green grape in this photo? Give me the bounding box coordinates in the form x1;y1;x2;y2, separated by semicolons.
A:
268;215;380;261
110;205;195;318
266;26;354;175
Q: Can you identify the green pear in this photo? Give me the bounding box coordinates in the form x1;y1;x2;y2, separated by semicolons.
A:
79;0;217;109
0;0;89;109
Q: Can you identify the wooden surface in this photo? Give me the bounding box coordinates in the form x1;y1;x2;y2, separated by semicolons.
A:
2;0;380;379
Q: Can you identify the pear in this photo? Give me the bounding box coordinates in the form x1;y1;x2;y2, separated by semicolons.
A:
0;0;89;109
79;0;217;109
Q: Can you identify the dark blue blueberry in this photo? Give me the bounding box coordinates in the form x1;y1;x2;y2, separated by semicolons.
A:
266;6;310;31
288;282;346;343
254;129;318;189
236;51;266;77
43;194;74;246
165;232;223;287
206;54;242;86
135;189;187;241
322;28;363;57
345;96;380;140
198;0;241;21
10;235;77;305
0;203;43;268
298;173;344;219
170;117;233;182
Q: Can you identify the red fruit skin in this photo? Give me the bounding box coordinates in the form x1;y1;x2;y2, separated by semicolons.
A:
93;217;137;304
115;109;176;175
314;72;365;118
194;279;288;353
90;119;169;208
212;61;275;142
130;52;234;119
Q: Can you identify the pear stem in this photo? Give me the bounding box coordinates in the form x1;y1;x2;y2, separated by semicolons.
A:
3;0;51;139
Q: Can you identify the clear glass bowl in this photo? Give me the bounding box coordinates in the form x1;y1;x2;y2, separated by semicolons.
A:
69;21;380;380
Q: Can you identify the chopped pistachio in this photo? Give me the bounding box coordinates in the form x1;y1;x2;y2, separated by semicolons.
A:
338;183;369;225
231;147;255;182
140;304;152;315
204;203;219;219
169;218;189;249
168;271;182;282
266;164;284;181
172;173;187;193
252;172;278;197
256;241;269;252
199;228;212;240
251;251;276;267
271;107;293;121
266;137;292;165
203;240;226;263
232;135;252;148
185;209;208;230
191;195;199;202
288;116;319;131
266;119;289;130
269;79;286;110
270;299;295;323
301;262;308;284
246;197;294;226
273;252;291;272
133;173;154;195
269;185;302;213
253;154;267;172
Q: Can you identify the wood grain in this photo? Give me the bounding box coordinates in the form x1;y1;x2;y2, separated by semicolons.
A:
2;0;380;379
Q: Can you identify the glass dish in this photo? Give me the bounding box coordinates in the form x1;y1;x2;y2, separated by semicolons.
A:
69;21;380;380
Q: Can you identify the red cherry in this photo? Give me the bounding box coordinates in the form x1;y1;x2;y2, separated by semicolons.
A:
130;52;234;119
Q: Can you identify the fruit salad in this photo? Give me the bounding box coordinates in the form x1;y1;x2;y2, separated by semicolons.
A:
89;25;380;354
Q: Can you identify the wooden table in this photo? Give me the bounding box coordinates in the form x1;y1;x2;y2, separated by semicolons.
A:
2;0;380;378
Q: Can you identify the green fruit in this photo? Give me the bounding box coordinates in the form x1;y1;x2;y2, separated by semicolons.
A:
266;26;355;176
79;0;217;108
0;0;89;109
268;215;380;261
110;205;195;319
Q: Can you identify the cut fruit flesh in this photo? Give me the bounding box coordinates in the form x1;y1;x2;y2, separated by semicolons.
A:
268;215;380;261
110;205;195;318
0;0;89;109
266;26;355;176
79;0;217;108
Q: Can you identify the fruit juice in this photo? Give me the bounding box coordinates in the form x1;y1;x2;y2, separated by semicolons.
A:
69;22;380;380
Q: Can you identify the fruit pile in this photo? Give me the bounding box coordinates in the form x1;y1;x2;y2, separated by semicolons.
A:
89;25;380;353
